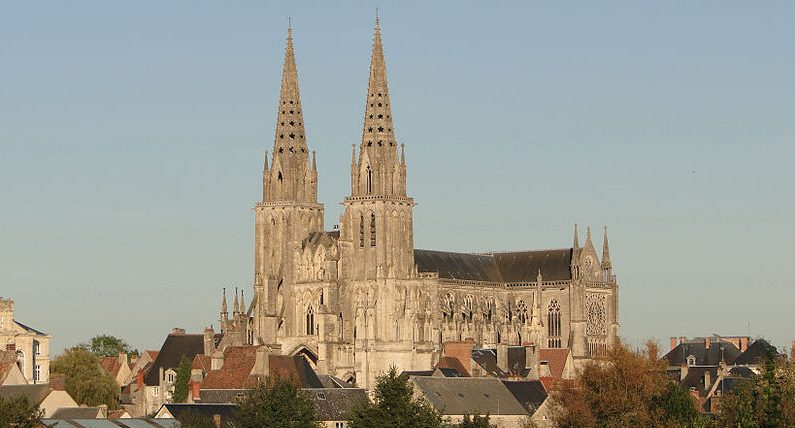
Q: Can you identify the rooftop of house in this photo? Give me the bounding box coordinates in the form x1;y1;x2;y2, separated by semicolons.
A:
305;388;369;421
161;403;235;426
0;384;52;405
42;418;180;427
412;377;528;416
501;380;548;414
144;332;220;386
733;339;780;365
50;407;105;419
663;340;742;367
200;346;323;391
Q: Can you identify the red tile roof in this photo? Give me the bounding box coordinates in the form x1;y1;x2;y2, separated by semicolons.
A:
201;347;258;390
100;356;123;378
538;348;570;380
192;354;211;371
435;356;469;376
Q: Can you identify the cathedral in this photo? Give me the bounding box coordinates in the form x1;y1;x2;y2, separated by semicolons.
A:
216;20;619;389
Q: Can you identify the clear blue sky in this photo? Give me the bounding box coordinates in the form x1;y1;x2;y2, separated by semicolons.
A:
1;1;793;354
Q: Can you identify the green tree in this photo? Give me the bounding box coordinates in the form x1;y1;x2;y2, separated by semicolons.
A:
651;382;707;427
718;351;795;427
0;395;43;428
172;355;192;403
176;408;218;428
460;413;490;427
232;376;320;428
81;334;133;358
50;347;119;409
348;366;442;428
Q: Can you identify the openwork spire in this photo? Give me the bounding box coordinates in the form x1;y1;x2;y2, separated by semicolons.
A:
274;27;308;154
361;18;397;154
602;226;612;270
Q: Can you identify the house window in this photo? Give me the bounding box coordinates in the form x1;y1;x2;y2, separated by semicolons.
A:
306;305;315;335
168;373;175;383
153;387;160;397
33;341;41;355
335;423;345;428
34;364;41;382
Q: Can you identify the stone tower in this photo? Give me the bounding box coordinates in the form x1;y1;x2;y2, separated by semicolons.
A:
340;18;414;281
253;27;324;346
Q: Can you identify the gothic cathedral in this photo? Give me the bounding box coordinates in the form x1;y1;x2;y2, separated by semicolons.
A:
222;21;619;389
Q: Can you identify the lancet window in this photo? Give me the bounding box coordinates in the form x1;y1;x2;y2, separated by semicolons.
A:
359;214;365;248
547;299;561;348
306;305;315;335
517;300;528;324
370;213;376;246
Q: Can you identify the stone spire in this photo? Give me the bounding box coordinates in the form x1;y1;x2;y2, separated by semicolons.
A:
352;17;404;197
602;226;612;270
263;26;317;203
233;287;240;314
240;290;246;314
221;288;228;315
221;288;229;332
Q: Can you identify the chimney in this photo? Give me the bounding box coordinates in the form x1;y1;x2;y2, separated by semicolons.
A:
251;346;270;378
136;370;144;389
679;336;687;345
50;373;66;391
190;380;202;401
171;327;186;335
211;350;224;371
740;337;749;352
704;370;712;390
705;337;711;349
497;343;509;374
204;326;216;356
213;414;222;428
442;340;472;376
524;344;538;379
670;337;678;351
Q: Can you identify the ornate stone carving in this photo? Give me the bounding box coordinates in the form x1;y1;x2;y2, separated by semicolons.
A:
585;293;607;336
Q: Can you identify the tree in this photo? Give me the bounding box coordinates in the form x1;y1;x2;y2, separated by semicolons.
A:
175;408;218;428
232;376;320;428
718;351;795;427
549;340;708;428
348;366;442;428
460;413;490;428
0;395;43;428
50;347;119;409
172;355;192;403
81;334;134;358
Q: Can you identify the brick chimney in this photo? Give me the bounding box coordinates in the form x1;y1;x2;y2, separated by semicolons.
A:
497;343;509;374
705;337;711;349
136;369;144;389
171;327;186;335
442;340;472;376
50;373;66;391
189;380;202;401
670;337;678;351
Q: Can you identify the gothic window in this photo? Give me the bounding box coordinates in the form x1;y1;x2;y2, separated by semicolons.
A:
443;293;454;320
366;166;373;194
359;214;365;248
548;299;562;348
277;171;283;181
370;213;376;246
484;298;494;322
306;305;315;335
339;313;344;340
506;304;513;323
585;294;608;336
516;300;528;324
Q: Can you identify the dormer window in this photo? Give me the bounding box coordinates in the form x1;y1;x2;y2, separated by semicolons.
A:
686;355;697;366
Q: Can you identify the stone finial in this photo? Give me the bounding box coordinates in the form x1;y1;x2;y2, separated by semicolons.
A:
233;287;240;314
221;288;228;315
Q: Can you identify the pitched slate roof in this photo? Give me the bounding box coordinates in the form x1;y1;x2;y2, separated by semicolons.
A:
501;380;548;413
162;403;235;426
144;333;220;386
471;347;530;378
50;407;103;419
663;341;742;366
305;388;369;421
414;249;573;283
13;320;47;335
42;419;180;427
681;366;719;395
0;384;52;405
412;377;528;415
435;357;469;377
733;339;779;365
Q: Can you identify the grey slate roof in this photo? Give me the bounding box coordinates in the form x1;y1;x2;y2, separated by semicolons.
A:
163;403;235;426
49;407;102;419
42;419;180;428
14;320;47;335
144;333;221;386
412;377;528;416
414;248;573;283
0;384;51;405
733;339;780;365
305;388;369;421
471;347;529;378
501;380;548;414
663;341;742;367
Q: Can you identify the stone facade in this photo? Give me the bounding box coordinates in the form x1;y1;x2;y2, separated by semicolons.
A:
0;297;50;384
222;21;620;389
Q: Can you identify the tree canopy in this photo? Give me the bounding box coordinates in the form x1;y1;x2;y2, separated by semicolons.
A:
348;366;442;428
172;355;192;403
80;334;135;358
50;347;119;409
0;395;43;428
549;340;707;428
232;376;320;428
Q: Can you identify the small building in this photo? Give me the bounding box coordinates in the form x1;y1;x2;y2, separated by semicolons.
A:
41;418;180;427
0;383;78;417
0;297;50;384
0;350;27;385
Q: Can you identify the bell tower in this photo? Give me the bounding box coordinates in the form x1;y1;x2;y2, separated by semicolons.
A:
340;18;414;280
253;26;324;345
